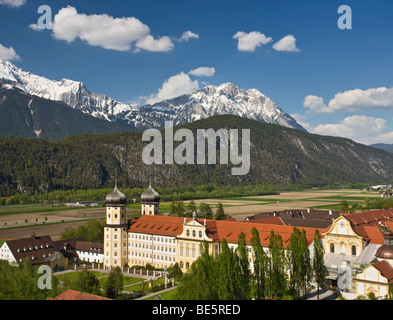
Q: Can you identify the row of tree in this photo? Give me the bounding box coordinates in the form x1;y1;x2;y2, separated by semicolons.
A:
176;227;326;300
169;200;227;220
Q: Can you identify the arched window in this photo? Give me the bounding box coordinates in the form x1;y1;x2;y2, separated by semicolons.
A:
186;262;190;269
180;261;183;268
192;230;196;238
199;231;203;238
351;245;357;256
186;229;190;237
330;243;335;253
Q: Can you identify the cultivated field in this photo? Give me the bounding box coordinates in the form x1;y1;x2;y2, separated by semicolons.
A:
0;188;381;241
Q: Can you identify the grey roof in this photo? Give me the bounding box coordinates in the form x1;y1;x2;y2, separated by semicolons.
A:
105;183;127;205
324;243;381;270
141;183;160;203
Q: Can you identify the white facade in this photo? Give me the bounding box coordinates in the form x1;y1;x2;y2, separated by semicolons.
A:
128;232;177;269
356;264;390;299
77;249;104;263
0;242;16;265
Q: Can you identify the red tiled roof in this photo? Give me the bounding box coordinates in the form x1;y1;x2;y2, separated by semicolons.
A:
49;290;111;300
373;260;393;284
244;216;284;225
353;225;385;245
129;215;324;249
207;219;322;248
341;209;393;244
128;215;188;237
344;209;393;227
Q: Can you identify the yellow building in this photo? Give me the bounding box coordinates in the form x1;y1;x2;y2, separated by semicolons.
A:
323;209;393;298
355;228;393;299
176;216;216;270
104;182;128;269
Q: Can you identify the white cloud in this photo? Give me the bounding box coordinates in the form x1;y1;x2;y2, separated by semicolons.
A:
304;87;393;114
28;23;42;32
135;35;174;52
146;72;199;104
49;6;173;52
0;0;26;7
272;35;300;52
0;44;20;61
188;67;215;77
309;115;393;145
303;95;329;114
179;31;199;42
233;31;272;52
291;112;393;144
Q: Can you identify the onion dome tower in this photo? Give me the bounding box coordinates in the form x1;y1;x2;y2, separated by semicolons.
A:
141;181;160;216
104;180;128;269
375;227;393;267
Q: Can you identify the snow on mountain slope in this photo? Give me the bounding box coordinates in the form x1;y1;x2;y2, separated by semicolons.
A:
120;82;306;131
0;60;306;132
0;60;135;121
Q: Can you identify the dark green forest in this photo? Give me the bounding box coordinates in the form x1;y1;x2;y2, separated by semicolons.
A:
1;114;393;197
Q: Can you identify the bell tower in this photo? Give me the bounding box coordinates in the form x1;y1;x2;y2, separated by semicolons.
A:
104;181;128;269
140;181;160;216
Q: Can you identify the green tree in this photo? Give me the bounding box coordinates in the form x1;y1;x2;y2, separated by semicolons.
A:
199;203;213;219
237;232;251;299
250;227;267;299
313;229;326;300
67;268;100;295
104;267;123;298
169;200;186;217
167;263;183;281
177;241;218;300
185;200;197;217
268;230;287;299
288;227;312;299
0;260;58;300
217;238;240;299
339;200;351;212
214;202;227;220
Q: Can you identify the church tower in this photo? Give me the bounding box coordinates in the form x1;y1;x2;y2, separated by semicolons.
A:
141;182;160;216
104;181;128;269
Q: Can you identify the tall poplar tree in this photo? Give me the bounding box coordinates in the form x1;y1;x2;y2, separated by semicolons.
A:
268;230;286;299
313;229;326;300
217;238;240;299
237;232;251;299
250;227;267;299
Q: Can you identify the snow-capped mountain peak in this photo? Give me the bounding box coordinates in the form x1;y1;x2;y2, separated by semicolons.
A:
0;60;306;132
0;59;135;121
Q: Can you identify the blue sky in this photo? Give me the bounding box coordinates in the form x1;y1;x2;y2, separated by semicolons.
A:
1;0;393;145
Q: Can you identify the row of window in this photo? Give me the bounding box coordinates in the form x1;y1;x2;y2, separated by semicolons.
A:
129;260;169;269
329;243;357;256
129;233;175;243
185;229;204;238
129;251;175;262
107;213;124;219
129;242;176;252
